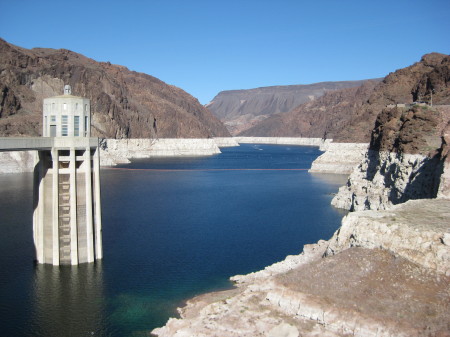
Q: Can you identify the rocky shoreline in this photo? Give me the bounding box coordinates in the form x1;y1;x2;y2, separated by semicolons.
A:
331;150;444;211
99;138;224;166
308;143;368;175
152;198;450;337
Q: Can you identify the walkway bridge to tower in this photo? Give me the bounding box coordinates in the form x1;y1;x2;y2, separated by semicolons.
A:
0;137;99;152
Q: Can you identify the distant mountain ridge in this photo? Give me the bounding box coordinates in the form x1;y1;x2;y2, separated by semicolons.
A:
240;53;450;142
0;38;230;138
207;80;380;135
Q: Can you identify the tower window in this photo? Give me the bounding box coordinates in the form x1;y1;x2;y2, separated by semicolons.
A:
74;116;80;136
61;115;68;136
84;116;89;136
63;103;67;110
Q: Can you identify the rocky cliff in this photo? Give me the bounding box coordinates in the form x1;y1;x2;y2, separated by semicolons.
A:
309;143;369;175
242;53;450;143
207;80;374;135
332;104;450;211
0;38;230;139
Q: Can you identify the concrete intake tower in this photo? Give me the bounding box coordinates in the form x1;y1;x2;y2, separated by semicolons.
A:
33;85;102;265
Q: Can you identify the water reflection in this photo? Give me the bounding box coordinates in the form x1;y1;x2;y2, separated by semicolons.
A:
29;262;107;337
309;172;349;186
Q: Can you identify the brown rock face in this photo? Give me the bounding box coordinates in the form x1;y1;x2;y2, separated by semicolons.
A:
208;80;375;135
241;53;450;143
0;38;230;138
370;105;448;155
240;80;379;141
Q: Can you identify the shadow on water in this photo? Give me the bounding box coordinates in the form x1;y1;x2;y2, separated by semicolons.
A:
309;172;349;186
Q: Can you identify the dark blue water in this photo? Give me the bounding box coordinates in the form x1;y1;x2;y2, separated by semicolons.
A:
0;144;347;336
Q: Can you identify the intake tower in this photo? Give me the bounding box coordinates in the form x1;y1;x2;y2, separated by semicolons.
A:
33;85;102;265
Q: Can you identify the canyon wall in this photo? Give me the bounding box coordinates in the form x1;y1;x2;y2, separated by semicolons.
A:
207;80;374;135
0;38;230;139
241;80;380;142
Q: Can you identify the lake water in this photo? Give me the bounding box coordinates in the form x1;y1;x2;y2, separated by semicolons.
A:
0;144;348;336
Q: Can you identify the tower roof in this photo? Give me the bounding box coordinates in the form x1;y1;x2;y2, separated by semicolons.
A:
45;85;87;100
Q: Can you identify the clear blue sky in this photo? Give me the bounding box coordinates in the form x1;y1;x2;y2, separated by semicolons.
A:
1;0;449;104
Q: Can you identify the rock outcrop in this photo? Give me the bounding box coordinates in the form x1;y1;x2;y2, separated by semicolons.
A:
438;132;450;198
332;105;450;211
153;199;450;337
309;143;369;175
0;38;230;139
331;150;443;210
207;80;377;135
326;199;450;275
